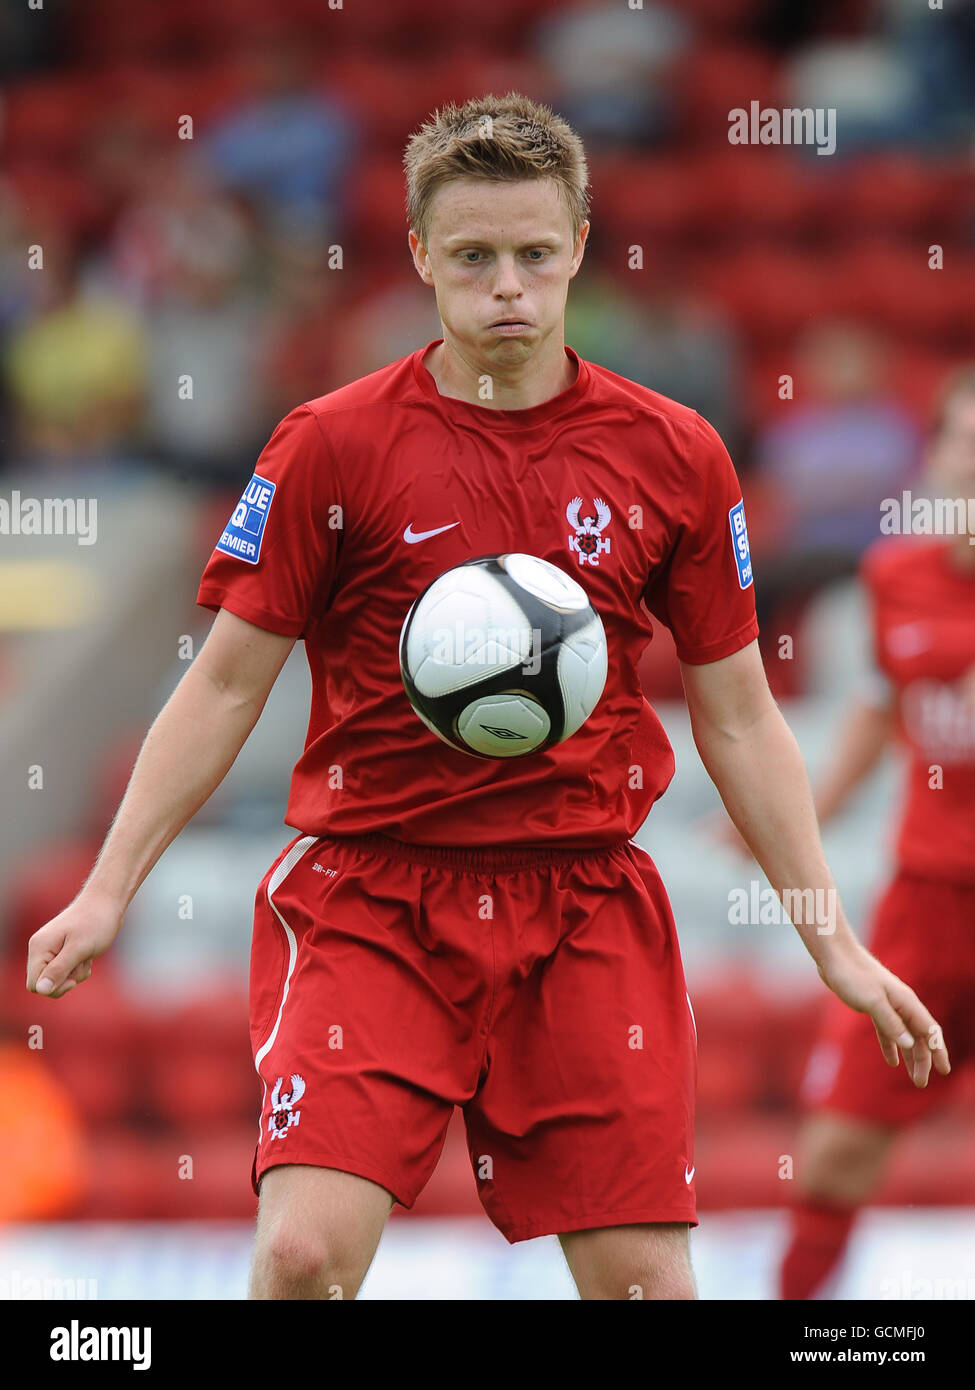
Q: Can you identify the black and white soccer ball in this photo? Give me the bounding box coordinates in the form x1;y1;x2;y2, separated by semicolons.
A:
399;553;608;759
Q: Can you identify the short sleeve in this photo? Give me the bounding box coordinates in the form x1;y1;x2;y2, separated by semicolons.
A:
643;413;759;664
196;405;342;638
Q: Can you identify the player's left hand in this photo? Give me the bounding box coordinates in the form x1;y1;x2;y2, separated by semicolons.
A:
817;940;950;1087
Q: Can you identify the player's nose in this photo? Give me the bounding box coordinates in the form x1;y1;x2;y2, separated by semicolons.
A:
491;255;523;298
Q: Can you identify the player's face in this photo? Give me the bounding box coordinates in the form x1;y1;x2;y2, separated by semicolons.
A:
409;177;588;370
928;395;975;509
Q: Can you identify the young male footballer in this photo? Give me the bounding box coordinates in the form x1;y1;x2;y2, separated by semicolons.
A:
27;93;950;1301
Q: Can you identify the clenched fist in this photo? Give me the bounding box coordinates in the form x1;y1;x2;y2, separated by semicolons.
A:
26;893;123;1000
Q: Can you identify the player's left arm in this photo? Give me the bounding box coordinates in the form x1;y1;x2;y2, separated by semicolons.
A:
681;637;951;1089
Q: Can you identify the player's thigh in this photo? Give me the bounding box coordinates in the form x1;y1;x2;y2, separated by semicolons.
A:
253;1163;394;1290
560;1222;695;1301
797;1111;896;1203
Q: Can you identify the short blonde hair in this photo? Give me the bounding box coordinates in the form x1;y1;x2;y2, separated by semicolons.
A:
404;91;590;245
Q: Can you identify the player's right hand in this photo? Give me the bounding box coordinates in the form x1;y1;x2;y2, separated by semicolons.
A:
26;895;122;999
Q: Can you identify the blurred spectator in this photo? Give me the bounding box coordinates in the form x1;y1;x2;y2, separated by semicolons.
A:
3;232;147;467
336;278;443;383
0;186;46;332
563;269;654;377
141;189;271;484
95;148;241;312
201;32;359;240
629;278;742;448
262;231;348;412
564;268;742;445
533;1;690;147
786;39;922;152
84;116;169;257
880;0;975;148
752;320;922;630
0;188;39;455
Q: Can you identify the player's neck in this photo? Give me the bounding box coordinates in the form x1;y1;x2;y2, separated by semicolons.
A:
424;336;577;411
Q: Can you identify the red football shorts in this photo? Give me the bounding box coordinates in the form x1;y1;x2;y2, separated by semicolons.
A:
800;871;975;1127
249;831;698;1242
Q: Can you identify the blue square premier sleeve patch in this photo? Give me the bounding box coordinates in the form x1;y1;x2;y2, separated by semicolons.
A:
728;498;753;589
215;473;276;564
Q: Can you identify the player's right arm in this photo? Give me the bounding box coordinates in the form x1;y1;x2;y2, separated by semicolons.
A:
26;608;296;1000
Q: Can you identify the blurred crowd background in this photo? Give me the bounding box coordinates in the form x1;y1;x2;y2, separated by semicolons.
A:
1;0;974;1263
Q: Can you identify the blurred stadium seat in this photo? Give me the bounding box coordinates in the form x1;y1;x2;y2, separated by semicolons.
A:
675;44;785;143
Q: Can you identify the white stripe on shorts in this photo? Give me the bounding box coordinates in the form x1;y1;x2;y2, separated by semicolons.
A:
254;835;317;1080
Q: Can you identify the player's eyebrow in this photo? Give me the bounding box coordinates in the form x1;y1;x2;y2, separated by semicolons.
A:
440;232;564;250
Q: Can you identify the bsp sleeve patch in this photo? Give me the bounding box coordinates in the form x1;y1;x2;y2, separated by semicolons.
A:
215;473;276;565
728;499;753;589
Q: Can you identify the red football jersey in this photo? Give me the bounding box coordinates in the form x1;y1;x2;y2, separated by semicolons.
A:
862;536;975;882
197;339;759;847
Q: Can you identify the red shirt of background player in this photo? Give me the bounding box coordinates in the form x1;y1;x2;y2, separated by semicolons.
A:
862;535;975;883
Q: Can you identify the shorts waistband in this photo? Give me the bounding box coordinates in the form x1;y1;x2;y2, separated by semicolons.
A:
320;831;631;873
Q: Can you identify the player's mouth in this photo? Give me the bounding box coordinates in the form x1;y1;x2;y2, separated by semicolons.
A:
489;318;534;335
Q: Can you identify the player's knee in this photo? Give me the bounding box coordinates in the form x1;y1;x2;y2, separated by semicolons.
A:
256;1227;328;1287
251;1165;391;1299
253;1224;355;1297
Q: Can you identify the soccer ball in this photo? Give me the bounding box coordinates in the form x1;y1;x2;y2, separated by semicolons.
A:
399;553;608;758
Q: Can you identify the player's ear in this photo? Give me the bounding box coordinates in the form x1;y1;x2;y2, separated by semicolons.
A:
568;221;590;279
408;229;435;287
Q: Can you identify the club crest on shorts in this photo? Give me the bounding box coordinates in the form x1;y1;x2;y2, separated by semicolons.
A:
566;495;612;566
268;1073;305;1140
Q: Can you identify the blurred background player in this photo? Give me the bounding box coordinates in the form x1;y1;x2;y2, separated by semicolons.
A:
779;365;975;1300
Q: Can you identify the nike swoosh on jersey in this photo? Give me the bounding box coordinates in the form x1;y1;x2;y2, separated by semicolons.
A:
403;522;460;544
685;1164;695;1184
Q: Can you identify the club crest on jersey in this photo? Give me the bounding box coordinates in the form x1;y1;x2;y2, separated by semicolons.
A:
268;1073;305;1140
566;495;612;566
215;472;276;565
